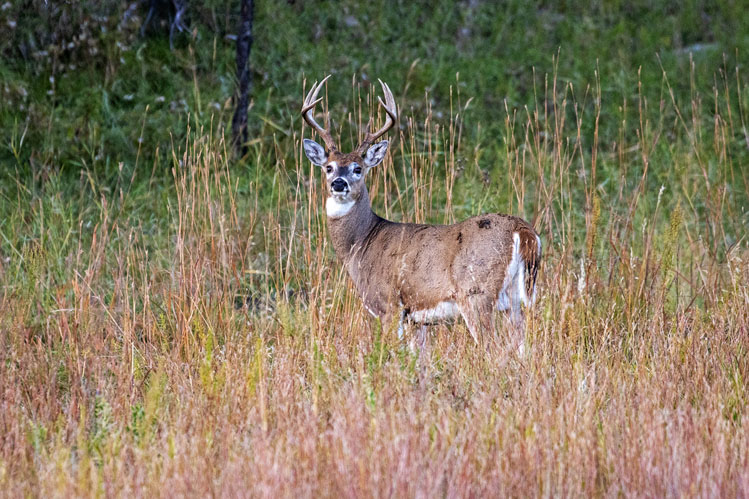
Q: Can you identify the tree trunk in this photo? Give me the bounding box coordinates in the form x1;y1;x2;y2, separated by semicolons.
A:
232;0;254;156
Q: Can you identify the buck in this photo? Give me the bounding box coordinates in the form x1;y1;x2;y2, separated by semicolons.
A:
302;76;541;345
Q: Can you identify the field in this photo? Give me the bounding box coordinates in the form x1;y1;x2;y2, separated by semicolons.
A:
1;1;748;496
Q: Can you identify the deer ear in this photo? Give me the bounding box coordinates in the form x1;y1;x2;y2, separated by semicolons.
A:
303;139;328;166
363;140;389;168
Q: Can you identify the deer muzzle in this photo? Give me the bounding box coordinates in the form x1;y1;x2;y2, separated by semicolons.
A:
331;178;349;193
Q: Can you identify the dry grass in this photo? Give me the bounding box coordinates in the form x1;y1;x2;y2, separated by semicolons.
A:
1;67;747;497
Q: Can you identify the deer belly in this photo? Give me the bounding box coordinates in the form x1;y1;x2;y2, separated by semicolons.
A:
409;301;460;323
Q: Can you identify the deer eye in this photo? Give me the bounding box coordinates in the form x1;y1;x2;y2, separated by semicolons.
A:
326;165;333;174
353;166;362;175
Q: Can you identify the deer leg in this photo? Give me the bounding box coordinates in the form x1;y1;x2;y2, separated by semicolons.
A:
509;306;524;330
380;309;406;340
396;309;407;340
408;323;429;352
458;294;494;346
508;276;527;353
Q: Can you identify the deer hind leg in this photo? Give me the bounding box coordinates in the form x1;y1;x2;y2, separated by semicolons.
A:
458;294;495;346
507;261;534;354
496;263;525;356
497;231;538;339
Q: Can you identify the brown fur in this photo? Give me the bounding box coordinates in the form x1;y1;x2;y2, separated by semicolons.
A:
302;78;540;343
326;178;540;342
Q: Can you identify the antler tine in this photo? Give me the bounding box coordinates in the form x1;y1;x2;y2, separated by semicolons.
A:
301;75;338;152
356;79;397;154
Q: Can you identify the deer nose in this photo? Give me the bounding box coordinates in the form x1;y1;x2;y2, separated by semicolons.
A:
331;178;348;192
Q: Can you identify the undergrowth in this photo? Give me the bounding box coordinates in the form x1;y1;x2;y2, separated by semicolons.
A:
0;1;747;496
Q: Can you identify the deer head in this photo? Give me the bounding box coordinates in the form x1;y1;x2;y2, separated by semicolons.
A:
301;76;397;216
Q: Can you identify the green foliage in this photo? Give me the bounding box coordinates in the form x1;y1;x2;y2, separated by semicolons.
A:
2;0;747;179
90;396;114;463
128;368;167;446
0;1;747;495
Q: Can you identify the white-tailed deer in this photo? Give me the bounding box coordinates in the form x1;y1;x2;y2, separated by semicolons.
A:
302;76;541;345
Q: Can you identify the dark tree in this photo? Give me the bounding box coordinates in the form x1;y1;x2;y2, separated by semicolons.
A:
232;0;254;156
141;0;188;50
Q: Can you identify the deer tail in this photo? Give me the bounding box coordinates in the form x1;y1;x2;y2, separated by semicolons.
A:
516;226;541;302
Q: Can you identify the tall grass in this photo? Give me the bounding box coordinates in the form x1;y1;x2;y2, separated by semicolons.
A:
0;60;747;496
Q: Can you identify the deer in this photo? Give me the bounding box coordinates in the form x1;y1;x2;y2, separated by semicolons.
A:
301;76;541;346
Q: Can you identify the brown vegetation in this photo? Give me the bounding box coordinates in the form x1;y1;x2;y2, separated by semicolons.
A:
1;70;747;496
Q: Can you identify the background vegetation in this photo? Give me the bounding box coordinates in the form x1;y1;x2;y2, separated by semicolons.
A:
1;0;747;495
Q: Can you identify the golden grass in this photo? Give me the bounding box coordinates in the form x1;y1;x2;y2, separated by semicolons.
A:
1;68;747;497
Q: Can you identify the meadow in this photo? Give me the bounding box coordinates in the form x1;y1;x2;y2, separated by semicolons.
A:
0;1;748;496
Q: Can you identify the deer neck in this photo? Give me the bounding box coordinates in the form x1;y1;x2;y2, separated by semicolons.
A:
326;186;380;262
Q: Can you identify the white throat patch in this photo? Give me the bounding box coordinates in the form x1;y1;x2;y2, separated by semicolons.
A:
326;197;355;218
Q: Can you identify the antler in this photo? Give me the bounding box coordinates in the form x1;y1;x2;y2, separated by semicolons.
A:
356;79;397;155
301;75;338;152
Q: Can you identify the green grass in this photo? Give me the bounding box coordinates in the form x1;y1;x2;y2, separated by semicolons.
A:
0;0;748;495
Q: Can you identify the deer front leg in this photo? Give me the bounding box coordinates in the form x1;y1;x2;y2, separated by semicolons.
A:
381;308;430;351
404;322;429;353
379;309;406;340
414;323;428;349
